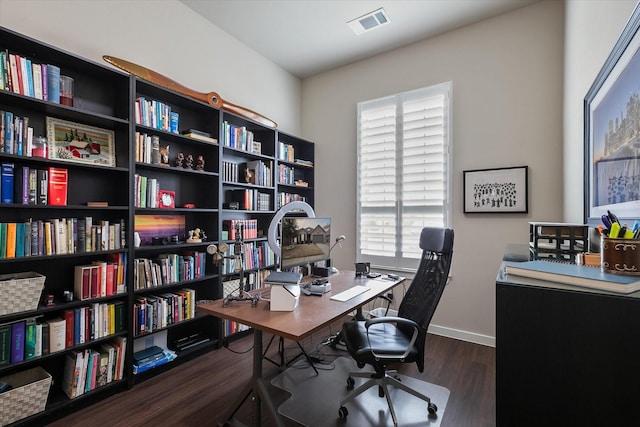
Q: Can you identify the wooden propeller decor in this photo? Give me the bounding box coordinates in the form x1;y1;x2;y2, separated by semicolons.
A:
102;55;277;128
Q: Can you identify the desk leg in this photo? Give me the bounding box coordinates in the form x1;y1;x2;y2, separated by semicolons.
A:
220;329;285;427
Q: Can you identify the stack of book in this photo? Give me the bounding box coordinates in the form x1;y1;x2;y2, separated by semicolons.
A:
132;345;175;374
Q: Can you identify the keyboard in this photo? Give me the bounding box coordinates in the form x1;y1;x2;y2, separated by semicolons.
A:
330;285;370;302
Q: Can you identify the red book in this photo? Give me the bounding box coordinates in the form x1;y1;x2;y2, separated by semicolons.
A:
90;265;100;299
106;263;116;296
47;167;68;205
63;309;74;348
74;265;91;300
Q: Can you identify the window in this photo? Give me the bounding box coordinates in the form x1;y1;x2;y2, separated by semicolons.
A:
357;82;451;270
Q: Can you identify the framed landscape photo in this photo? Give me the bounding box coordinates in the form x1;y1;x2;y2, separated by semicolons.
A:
584;4;640;225
463;166;528;214
46;117;116;167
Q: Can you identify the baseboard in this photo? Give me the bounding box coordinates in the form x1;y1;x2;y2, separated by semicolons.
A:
427;324;495;348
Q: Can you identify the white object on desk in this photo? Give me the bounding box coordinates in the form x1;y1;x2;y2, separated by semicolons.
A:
270;284;301;311
330;285;370;302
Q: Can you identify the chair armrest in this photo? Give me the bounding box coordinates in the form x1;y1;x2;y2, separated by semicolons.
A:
364;317;419;362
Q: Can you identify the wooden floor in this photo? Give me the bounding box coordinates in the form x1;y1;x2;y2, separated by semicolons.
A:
47;321;495;427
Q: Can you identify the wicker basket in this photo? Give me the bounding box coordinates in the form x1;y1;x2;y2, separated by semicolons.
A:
0;272;46;316
0;366;52;426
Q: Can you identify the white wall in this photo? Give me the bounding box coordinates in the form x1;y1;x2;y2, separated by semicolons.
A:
0;0;302;135
302;0;565;344
563;0;638;223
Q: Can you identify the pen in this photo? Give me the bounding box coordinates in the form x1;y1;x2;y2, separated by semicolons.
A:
601;214;612;229
624;229;635;239
607;210;619;225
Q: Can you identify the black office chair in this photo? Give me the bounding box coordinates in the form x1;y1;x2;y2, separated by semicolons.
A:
338;226;454;426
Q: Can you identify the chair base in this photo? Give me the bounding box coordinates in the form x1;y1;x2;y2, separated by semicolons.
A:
339;371;437;427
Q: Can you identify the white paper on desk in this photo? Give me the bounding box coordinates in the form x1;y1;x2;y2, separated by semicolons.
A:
330;285;370;302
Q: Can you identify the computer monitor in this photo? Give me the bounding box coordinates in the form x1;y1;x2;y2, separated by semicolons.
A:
281;217;331;269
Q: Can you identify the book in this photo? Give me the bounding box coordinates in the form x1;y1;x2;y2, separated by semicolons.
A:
61;350;83;398
0;322;11;366
46;64;60;103
10;321;25;363
24;318;36;360
48;167;68;205
504;260;640;294
37;168;48;205
264;271;302;285
46;317;66;353
1;163;14;203
182;132;218;144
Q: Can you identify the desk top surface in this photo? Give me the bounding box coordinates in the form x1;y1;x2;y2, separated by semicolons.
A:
198;271;405;341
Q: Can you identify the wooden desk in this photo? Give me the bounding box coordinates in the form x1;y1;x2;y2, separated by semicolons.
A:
198;270;404;427
496;263;640;426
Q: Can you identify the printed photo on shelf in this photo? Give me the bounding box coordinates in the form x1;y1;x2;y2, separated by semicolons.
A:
463;166;528;213
46;117;115;167
134;214;186;246
584;4;640;224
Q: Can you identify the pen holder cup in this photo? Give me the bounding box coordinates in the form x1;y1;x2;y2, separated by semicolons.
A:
601;237;640;275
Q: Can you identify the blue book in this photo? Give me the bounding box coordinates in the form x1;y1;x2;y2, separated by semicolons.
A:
25;58;34;97
1;163;14;204
46;64;60;103
3;111;13;154
14;222;24;257
505;260;640;294
10;321;25;364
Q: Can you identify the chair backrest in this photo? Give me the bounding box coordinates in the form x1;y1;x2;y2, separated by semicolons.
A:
397;227;454;370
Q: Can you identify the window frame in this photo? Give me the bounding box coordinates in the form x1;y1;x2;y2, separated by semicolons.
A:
356;82;452;271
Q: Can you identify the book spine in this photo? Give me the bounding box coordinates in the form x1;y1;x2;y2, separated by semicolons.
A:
1;162;14;203
47;64;60;103
10;321;25;363
0;323;11;366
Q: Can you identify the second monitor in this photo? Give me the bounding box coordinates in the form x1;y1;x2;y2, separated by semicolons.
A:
281;217;331;270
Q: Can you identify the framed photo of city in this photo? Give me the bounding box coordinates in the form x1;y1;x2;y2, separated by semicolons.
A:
584;4;640;225
463;166;528;214
46;117;115;167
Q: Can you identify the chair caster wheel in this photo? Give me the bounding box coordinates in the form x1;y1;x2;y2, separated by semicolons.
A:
428;402;438;415
346;377;355;390
338;406;348;419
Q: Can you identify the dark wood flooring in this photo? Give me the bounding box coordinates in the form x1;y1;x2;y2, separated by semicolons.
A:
47;321;495;427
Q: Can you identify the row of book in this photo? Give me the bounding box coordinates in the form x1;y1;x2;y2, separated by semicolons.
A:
134;173;162;208
74;254;128;300
221;121;260;153
61;336;127;399
1;111;36;156
134;96;179;134
222;219;260;240
277;192;308;209
0;50;62;103
133;289;196;336
0;217;127;259
277;164;298;186
1;164;67;206
61;302;126;348
278;141;296;163
222;159;274;187
134;131;163;165
227;188;272;211
220;241;275;274
133;251;206;290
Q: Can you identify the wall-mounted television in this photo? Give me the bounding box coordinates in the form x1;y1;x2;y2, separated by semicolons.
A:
281;217;331;269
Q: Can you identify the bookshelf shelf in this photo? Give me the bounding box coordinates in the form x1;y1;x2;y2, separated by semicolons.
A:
0;25;315;424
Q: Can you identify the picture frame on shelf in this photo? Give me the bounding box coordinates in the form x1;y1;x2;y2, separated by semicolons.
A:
584;4;640;225
46;117;116;167
158;190;175;209
463;166;528;214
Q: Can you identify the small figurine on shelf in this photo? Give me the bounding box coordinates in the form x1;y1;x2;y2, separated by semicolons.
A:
196;155;205;171
175;152;185;168
185;154;194;169
186;228;202;243
159;145;170;167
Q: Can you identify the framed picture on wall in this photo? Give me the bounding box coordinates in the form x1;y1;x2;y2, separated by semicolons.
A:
584;3;640;225
463;166;528;214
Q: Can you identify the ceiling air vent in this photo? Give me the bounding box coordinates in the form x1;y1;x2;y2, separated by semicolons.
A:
347;8;390;35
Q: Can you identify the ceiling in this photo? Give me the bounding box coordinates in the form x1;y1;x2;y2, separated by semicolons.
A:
180;0;540;79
